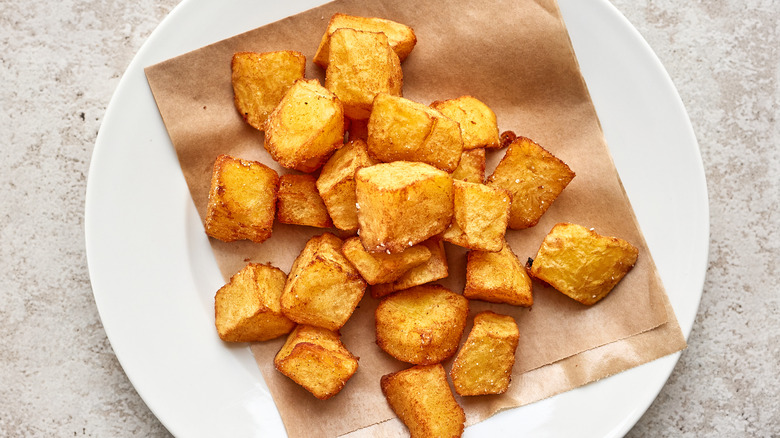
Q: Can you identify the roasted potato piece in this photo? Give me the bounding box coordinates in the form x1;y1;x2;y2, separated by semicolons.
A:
381;364;465;438
355;161;454;253
367;93;463;172
231;51;305;131
316;139;378;231
280;233;366;330
205;154;278;243
314;13;417;68
487;136;575;229
450;311;519;396
430;95;500;150
528;223;639;305
464;240;533;306
274;325;359;400
325;28;403;120
375;284;468;364
264;78;344;172
341;236;431;285
442;180;510;252
451;148;485;183
214;263;295;342
277;174;333;228
370;238;448;299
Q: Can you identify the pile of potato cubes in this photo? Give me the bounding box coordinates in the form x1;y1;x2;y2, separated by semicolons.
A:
208;12;640;437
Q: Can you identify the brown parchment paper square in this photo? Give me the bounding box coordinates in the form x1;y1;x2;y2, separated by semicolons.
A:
144;0;687;436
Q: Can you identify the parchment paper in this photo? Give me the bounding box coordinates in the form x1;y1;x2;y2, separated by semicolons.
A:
144;0;687;436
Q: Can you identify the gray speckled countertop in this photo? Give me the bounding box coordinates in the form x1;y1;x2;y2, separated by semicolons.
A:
1;0;777;436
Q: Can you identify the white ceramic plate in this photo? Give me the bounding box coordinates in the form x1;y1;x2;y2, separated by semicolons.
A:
85;0;709;436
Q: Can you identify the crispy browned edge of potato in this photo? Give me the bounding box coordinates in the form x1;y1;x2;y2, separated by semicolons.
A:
277;173;333;228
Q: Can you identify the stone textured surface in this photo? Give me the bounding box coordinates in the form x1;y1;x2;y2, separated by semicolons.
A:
0;0;777;437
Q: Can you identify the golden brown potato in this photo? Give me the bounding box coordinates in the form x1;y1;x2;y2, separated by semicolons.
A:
341;236;431;285
231;51;305;131
451;148;485;183
314;13;417;68
280;233;366;330
355;161;454;253
464;240;533;306
487;136;575;229
450;311;519;396
442;180;510;252
430;95;500;150
370;238;449;299
277;174;333;228
381;364;465;438
214;263;295;342
375;284;468;364
205;154;279;243
316;139;378;231
367;93;463;172
264;78;345;172
528;223;639;305
325;28;403;120
346;117;369;141
274;325;359;400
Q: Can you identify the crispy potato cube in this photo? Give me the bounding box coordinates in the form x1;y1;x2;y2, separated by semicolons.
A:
325;29;403;120
205;154;279;243
355;161;454;253
528;223;639;305
214;263;295;342
487;136;575;229
280;233;366;330
277;174;332;228
316;139;378;231
450;311;519;396
451;148;485;183
264;78;345;172
274;325;358;400
375;284;468;364
442;180;510;252
314;13;417;68
430;95;500;150
231;51;305;131
342;236;431;285
370;238;448;299
381;364;465;438
464;240;533;306
367;93;463;172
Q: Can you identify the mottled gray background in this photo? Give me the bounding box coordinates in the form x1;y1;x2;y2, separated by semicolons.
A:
0;0;777;436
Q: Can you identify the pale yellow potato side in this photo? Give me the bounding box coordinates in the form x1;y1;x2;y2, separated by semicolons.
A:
341;236;431;285
325;29;402;120
451;148;486;184
205;154;278;243
529;223;639;305
381;364;465;438
214;263;295;342
464;240;533;306
280;233;366;330
314;13;417;67
487;136;575;229
274;325;359;400
450;311;519;396
375;284;468;365
442;180;510;252
430;95;500;150
264;79;345;172
367;93;463;172
277;174;333;228
370;238;449;299
316;139;378;231
231;51;305;131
